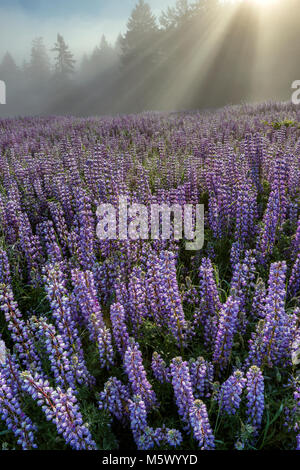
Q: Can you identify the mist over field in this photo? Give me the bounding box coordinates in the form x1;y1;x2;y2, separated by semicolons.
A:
1;0;300;117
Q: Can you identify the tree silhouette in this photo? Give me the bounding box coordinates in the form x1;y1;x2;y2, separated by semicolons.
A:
0;52;19;82
28;37;50;83
121;0;158;69
52;34;75;78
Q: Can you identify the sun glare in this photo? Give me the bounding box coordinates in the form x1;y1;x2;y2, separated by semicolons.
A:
231;0;278;5
253;0;277;4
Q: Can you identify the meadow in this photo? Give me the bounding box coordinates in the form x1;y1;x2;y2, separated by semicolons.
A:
0;102;299;450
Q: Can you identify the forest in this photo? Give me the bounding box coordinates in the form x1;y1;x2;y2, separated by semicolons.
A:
1;0;300;116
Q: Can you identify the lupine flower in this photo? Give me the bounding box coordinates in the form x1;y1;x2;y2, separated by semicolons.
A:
128;395;149;449
256;189;280;264
170;356;194;428
30;316;77;391
251;278;266;319
21;371;97;450
217;370;246;415
247;262;296;368
0;340;37;449
213;296;240;371
71;269;114;368
0;248;11;285
124;339;157;409
194;257;221;346
99;377;130;424
0;284;43;372
44;263;94;386
128;266;149;333
246;366;264;434
151;352;170;383
189;400;215;450
189;356;214;398
0;370;37;449
110;302;130;357
288;254;300;298
146;251;187;347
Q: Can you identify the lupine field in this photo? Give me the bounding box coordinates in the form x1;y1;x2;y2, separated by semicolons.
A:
0;101;299;451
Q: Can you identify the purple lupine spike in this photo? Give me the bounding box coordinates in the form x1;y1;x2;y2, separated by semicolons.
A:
292;217;300;259
256;189;280;264
145;252;165;327
247;261;296;368
99;377;130;424
37;220;63;264
89;314;114;369
194;257;221;346
217;370;246;415
288;253;300;298
189;356;214;398
213;296;240;372
110;302;130;357
157;251;188;348
246;366;264;435
48;202;69;255
230;250;256;307
21;371;97;450
284;377;300;449
170;356;194;429
71;269;114;368
0;340;37;450
189;400;215;450
114;277;129;311
251;278;266;319
151;352;170;384
71;268;104;326
164;428;183;447
128;266;148;333
18;212;43;283
271;155;289;225
30;316;77;391
0;248;11;285
128;395;149;449
0;371;37;449
124;339;157;409
73;188;96;270
234;181;257;249
43;262;94;386
0;284;43;373
230;250;256;332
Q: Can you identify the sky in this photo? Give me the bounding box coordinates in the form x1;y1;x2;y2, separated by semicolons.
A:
0;0;177;65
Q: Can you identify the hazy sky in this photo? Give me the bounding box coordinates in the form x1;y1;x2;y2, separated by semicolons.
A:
0;0;177;65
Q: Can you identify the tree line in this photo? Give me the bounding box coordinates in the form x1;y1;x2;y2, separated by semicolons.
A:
1;0;300;117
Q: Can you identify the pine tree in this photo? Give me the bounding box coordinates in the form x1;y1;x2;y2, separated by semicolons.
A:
52;34;75;78
121;0;158;69
0;52;19;82
29;37;50;83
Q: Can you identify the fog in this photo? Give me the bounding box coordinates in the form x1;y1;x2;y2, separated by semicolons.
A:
0;0;300;117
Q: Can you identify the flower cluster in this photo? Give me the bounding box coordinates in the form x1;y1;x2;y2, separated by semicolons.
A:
189;356;214;398
0;104;299;450
151;352;170;383
217;370;246;415
246;366;264;434
124;340;157;409
21;372;97;450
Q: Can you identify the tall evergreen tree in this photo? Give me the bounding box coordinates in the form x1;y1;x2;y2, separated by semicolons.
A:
52;34;75;78
0;52;19;82
29;37;50;83
121;0;158;69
